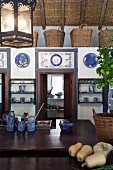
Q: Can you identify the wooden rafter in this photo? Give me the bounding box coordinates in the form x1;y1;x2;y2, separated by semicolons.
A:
39;0;46;30
98;0;108;30
60;0;65;31
79;0;87;26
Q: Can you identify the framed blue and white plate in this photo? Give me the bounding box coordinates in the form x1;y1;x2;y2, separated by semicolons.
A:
83;53;98;68
50;54;62;66
15;53;30;68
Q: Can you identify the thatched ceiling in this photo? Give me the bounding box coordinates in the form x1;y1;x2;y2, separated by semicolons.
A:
33;0;113;30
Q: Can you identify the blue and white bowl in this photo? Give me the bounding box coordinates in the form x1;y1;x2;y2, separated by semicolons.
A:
59;120;74;132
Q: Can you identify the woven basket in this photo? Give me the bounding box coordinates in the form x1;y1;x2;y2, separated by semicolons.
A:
70;24;93;47
99;30;113;47
93;109;113;143
43;29;65;47
33;31;38;47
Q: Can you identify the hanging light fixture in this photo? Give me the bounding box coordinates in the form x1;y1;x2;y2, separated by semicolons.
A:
0;0;36;48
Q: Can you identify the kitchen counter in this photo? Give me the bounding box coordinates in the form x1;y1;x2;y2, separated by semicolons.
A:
0;119;98;170
0;119;98;156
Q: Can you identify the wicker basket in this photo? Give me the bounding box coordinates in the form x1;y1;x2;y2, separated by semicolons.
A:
99;29;113;47
93;109;113;143
33;31;38;47
43;29;65;47
70;24;93;47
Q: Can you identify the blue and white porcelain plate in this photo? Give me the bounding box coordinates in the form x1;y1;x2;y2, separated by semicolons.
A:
15;53;30;68
83;53;98;68
50;54;62;66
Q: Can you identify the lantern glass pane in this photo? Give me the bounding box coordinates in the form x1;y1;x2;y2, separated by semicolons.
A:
18;5;31;34
1;3;14;32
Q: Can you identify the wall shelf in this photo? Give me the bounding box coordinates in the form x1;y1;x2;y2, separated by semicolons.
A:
78;102;103;104
78;78;103;105
11;92;34;94
11;102;35;104
79;92;102;94
9;79;36;105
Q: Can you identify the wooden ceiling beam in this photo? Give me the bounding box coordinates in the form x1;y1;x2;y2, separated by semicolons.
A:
60;0;65;31
39;0;46;30
98;0;108;30
79;0;87;26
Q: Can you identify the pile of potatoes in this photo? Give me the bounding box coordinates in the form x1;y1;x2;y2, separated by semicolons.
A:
68;142;113;168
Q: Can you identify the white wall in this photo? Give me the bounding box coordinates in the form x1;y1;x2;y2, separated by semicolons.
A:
9;30;107;121
10;47;103;121
78;47;99;78
11;48;35;78
11;48;35;116
77;47;103;123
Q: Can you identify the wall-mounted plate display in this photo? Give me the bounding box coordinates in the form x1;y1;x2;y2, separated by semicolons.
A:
50;54;62;66
0;52;7;68
0;53;3;60
38;51;74;69
83;53;98;68
15;53;30;68
0;61;4;67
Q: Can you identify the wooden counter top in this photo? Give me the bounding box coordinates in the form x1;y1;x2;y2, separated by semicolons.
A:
0;157;75;170
0;119;98;156
0;120;99;170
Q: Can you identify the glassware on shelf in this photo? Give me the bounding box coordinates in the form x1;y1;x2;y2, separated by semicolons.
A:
30;97;34;103
84;97;90;103
93;97;99;102
89;85;96;92
20;97;25;103
19;85;26;93
10;97;16;103
55;92;63;98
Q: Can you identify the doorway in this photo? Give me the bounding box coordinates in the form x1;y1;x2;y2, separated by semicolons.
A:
0;73;8;118
47;74;64;118
37;72;75;120
0;74;2;117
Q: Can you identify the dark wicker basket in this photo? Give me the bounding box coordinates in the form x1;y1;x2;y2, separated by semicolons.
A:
43;29;65;47
33;31;38;47
93;109;113;143
99;30;113;47
70;24;93;47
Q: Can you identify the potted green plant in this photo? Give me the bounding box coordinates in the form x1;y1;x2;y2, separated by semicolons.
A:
96;46;113;89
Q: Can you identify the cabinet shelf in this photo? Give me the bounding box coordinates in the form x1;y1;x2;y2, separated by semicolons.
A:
10;82;34;84
47;97;64;100
78;82;97;84
11;91;34;94
10;79;36;109
11;102;35;104
78;78;103;105
78;79;99;84
47;94;64;118
79;92;102;94
78;102;103;104
46;109;64;111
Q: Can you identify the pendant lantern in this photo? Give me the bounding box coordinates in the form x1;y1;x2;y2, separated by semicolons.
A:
0;0;36;47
